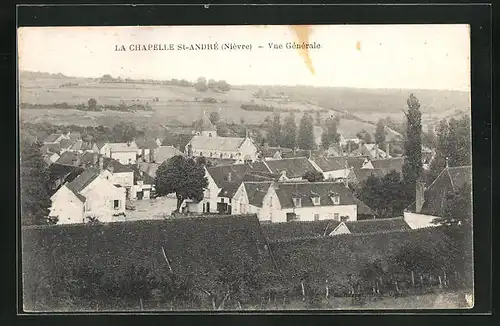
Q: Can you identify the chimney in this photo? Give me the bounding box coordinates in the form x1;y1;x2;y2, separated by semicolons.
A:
348;141;351;154
98;155;104;171
308;149;312;159
187;144;193;157
415;179;425;213
92;153;98;165
227;172;232;182
385;142;390;158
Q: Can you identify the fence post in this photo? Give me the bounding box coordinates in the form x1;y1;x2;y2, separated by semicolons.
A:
140;298;143;311
438;276;442;289
301;281;306;301
325;280;329;299
443;271;447;286
420;275;423;287
411;271;415;287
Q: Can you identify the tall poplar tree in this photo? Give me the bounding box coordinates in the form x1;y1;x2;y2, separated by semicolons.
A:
298;113;315;150
374;120;386;146
402;93;423;200
281;112;297;149
268;113;282;147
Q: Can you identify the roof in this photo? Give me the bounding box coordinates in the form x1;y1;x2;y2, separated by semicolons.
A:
264;157;319;179
407;166;472;216
41;143;61;154
108;142;139;152
137;162;160;178
161;134;193;151
312;156;351;172
69;132;81;141
154;146;183;163
66;168;100;194
370;157;405;175
68;140;83;151
343;217;411;234
130;165;155;185
273;181;375;214
44;133;62;143
197;113;216;132
346;157;368;170
55;151;81;166
189;135;246;152
243;182;273;207
135;138;160;150
102;157;134;173
353;168;385;185
262;220;341;242
207;162;271;198
281;149;311;159
22;215;279;298
48;163;85;185
59;138;76;150
351;144;388;160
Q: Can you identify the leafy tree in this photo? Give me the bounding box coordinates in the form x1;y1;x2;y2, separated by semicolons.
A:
402;93;423;201
209;112;220;125
298;113;315;150
194;77;208;92
216;122;230;137
240;117;246;125
422;126;436;149
154;155;208;212
112;122;138;143
281;113;297;149
321;117;340;150
267;114;282;147
432;181;472;227
356;129;372;143
88;98;97;111
20;140;53;225
302;170;324;182
357;171;407;218
374;120;386;146
218;80;230;92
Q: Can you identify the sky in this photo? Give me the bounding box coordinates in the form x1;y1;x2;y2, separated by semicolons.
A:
18;25;470;91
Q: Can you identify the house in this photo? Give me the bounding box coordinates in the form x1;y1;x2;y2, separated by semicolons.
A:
403;165;472;229
154;145;183;164
48;163;85;193
105;141;139;165
137;162;160;179
186;113;258;162
329;217;411;236
43;132;68;145
263;157;321;181
231;181;273;216
49;168;126;224
179;166;221;214
350;143;390;160
59;139;76;153
310;156;356;182
202;161;273;214
43;152;60;166
135;137;162;162
240;181;375;223
258;145;311;161
368;157;405;176
66;140;99;153
129;164;155;200
161;133;194;153
339;134;361;146
41;143;61;155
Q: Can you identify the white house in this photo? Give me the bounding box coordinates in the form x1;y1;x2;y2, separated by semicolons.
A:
310;156;356;182
135;138;162;163
186;113;258;162
263;157;321;181
49;168;126;224
235;181;375;223
179;167;220;214
129;165;155;200
105;142;139;165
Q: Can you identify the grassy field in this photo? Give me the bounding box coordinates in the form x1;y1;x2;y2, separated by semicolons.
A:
19;71;471;131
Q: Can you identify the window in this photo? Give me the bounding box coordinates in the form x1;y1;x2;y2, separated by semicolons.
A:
269;197;273;207
286;212;298;222
230;154;233;159
292;197;302;208
220;153;223;158
334;213;339;221
208;133;212;137
85;201;91;212
200;152;203;156
314;214;320;221
114;200;120;210
221;198;225;203
312;196;321;205
331;195;340;205
341;216;349;222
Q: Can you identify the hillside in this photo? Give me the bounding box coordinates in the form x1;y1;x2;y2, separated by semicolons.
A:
19;71;471;131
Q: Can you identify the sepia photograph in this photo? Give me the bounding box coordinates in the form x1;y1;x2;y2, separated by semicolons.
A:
18;24;473;312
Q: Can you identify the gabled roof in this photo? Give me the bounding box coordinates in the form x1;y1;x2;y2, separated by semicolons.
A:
281;149;311;159
342;217;411;235
66;168;100;194
312;156;350;172
262;219;341;242
243;182;273;207
108;142;139;152
161;134;193;151
135;138;160;150
41;143;61;154
43;133;62;143
137;162;160;179
197;113;216;132
370;157;405;175
154;146;183;163
48;163;85;184
130;164;155;185
207;162;271;198
264;157;319;179
59;138;76;150
346;157;368;170
273;181;375;215
103;157;134;173
69;140;83;151
189;135;247;152
55;151;81;166
406;166;472;217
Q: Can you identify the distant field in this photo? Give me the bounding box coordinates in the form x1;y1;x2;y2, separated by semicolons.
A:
19;71;471;131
